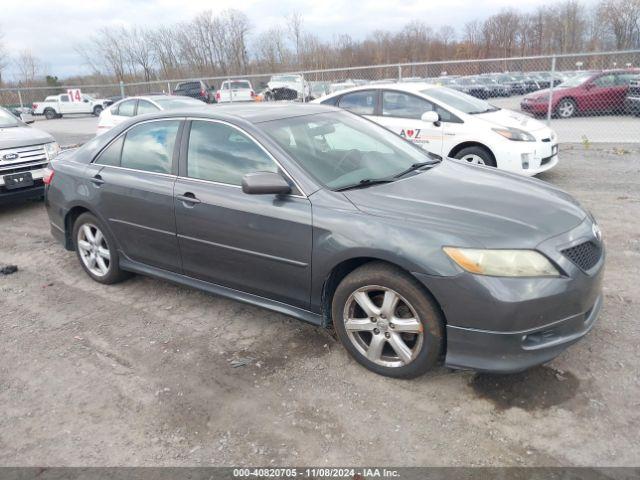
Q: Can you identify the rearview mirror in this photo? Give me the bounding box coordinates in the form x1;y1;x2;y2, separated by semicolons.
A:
421;111;440;124
242;171;291;195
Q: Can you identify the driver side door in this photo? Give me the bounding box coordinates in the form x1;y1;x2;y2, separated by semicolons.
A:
372;90;444;156
173;119;313;309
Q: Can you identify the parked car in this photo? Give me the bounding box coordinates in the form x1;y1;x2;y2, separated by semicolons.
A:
44;103;603;378
0;106;60;204
448;77;490;99
473;76;509;97
494;74;526;95
521;69;640;118
96;95;206;135
315;83;558;175
624;77;640;116
33;93;110;119
265;74;311;101
214;79;255;103
173;80;214;103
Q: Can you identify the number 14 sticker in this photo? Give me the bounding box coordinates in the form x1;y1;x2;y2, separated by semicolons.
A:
67;89;82;102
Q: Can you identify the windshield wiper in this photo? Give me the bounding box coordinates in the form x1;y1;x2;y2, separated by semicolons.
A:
393;160;440;179
334;178;396;192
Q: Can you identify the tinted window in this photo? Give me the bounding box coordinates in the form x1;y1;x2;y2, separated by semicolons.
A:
95;137;124;167
616;73;639;85
338;90;376;115
593;74;616;87
60;95;69;102
382;91;435;119
187;120;278;185
120;120;180;174
137;100;159;115
223;81;251;90
177;82;199;90
117;100;136;117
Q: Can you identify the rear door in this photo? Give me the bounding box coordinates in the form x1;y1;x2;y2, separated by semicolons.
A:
90;118;183;272
173;119;312;308
58;94;72;114
111;99;137;125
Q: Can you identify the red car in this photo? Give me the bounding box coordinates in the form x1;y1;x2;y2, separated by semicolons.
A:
521;69;640;118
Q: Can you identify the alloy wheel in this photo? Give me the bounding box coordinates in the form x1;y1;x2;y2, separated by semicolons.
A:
557;100;575;118
343;286;424;368
77;223;111;277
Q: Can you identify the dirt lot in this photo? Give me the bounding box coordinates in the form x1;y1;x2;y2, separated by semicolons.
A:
1;144;639;466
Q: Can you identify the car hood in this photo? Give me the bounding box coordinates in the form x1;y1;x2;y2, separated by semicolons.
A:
342;160;586;249
474;108;549;131
0;125;54;150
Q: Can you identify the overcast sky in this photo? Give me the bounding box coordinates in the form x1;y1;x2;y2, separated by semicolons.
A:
1;0;587;79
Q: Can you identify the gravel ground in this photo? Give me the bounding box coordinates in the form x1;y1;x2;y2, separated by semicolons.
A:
0;144;639;466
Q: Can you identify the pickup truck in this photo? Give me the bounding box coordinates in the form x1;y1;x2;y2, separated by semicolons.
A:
33;93;110;119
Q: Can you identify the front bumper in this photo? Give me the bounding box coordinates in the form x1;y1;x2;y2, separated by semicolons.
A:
521;100;549;115
492;137;559;176
415;217;605;373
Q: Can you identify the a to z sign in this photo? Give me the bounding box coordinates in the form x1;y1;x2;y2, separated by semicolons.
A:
67;89;82;102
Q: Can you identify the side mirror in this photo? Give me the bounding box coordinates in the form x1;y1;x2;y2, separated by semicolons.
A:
421;110;440;124
242;171;291;195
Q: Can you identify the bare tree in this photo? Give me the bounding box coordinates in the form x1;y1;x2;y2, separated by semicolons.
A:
598;0;640;49
287;12;304;66
14;50;41;86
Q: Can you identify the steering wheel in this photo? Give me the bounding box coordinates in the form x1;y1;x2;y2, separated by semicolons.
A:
334;149;362;174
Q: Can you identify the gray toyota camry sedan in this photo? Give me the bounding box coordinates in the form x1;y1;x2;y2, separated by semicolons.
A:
44;104;604;378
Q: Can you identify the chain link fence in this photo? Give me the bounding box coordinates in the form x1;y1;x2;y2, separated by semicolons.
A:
1;50;639;144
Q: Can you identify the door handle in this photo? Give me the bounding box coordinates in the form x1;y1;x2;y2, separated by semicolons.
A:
90;174;104;186
176;192;201;205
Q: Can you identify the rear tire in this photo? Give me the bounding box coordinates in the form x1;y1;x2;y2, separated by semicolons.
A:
72;212;130;285
44;108;56;120
453;146;496;167
332;262;444;378
93;105;103;116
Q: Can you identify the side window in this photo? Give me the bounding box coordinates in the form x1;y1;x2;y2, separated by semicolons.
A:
117;100;136;117
320;96;339;106
337;90;376;115
616;73;638;86
187;120;278;186
95;136;124;167
434;105;460;123
593;74;616;87
382;91;435;119
136;100;159;115
120;120;180;174
59;95;69;102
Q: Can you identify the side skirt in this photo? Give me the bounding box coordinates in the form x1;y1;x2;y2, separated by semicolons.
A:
119;255;323;326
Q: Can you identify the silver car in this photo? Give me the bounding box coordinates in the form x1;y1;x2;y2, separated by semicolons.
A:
0;106;60;204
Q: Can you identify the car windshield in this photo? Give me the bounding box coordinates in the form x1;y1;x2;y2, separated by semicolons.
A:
422;87;498;114
0;108;20;128
260;111;437;190
558;72;593;88
154;97;206;109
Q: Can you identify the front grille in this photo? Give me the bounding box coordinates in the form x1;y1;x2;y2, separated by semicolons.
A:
0;145;48;175
561;241;601;271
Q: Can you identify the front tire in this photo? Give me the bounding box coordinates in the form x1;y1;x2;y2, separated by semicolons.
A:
93;105;103;116
72;212;129;284
332;262;444;378
555;98;577;119
454;146;496;167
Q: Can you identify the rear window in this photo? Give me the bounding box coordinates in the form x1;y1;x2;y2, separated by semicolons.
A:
222;81;252;90
176;82;199;90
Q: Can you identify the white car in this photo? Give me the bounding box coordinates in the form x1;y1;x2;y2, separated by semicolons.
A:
96;95;205;135
33;94;110;120
215;79;255;103
266;74;311;101
314;83;558;176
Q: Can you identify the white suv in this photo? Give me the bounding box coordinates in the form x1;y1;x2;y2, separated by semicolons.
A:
215;80;255;103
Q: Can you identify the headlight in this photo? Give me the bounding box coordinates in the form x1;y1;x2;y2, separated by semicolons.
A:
44;142;60;160
492;127;536;142
443;247;560;277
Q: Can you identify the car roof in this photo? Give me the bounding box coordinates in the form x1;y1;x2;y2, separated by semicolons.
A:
141;102;341;123
322;82;438;98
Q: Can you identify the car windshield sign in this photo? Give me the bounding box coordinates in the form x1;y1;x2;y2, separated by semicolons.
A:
260;111;439;191
422;87;499;114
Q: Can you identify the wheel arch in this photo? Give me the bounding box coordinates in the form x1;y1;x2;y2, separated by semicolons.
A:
63;205;92;250
320;256;447;331
447;141;496;164
555;95;578;113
